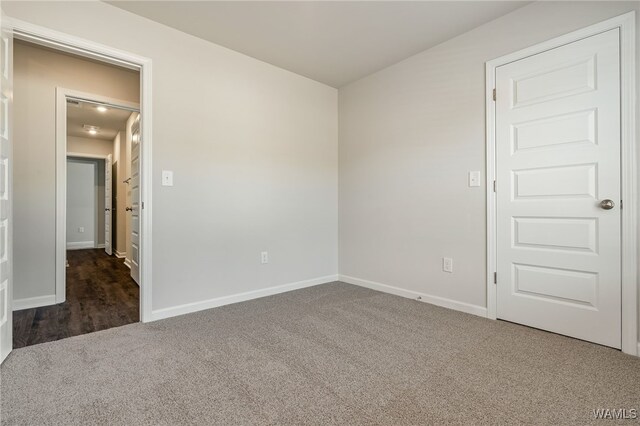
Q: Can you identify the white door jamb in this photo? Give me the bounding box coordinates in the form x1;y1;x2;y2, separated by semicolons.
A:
57;89;139;302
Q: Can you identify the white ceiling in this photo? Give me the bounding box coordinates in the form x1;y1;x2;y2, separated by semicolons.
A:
67;100;133;141
107;1;529;88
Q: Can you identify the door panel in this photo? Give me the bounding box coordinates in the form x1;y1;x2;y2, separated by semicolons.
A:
104;154;112;255
513;163;597;199
512;109;596;152
129;114;140;284
512;217;597;253
496;29;621;348
510;56;596;108
0;20;12;363
512;264;597;308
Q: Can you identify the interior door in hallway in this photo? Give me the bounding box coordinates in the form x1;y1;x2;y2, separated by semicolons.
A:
495;29;621;348
129;114;140;284
104;154;112;255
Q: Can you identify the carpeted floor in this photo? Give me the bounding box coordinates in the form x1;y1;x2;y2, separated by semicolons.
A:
1;282;639;425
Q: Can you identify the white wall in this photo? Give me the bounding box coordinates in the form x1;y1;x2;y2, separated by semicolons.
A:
4;1;339;313
12;40;139;301
338;2;640;331
66;158;98;248
68;136;113;158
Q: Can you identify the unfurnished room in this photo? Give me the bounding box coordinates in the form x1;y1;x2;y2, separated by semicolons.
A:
0;1;639;425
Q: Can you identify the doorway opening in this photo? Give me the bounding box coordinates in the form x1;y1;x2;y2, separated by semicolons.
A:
11;39;145;348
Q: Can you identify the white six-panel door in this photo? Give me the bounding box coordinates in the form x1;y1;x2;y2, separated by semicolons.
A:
104;153;112;256
130;114;140;284
0;20;12;363
496;29;621;348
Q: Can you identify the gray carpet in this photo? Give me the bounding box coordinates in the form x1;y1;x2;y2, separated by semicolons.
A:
1;282;639;425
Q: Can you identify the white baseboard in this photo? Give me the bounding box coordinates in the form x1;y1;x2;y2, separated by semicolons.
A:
123;258;131;268
96;244;105;249
66;241;95;250
150;274;339;321
339;274;488;318
115;250;127;259
13;294;57;311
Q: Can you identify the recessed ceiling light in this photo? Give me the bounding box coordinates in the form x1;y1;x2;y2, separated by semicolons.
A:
83;124;100;135
96;106;107;113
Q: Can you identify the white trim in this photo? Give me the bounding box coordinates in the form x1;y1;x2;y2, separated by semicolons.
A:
2;15;157;323
485;11;637;355
96;244;105;249
139;48;153;325
150;275;339;321
123;258;131;269
9;19;140;71
485;58;497;322
56;88;139;305
340;275;488;318
13;295;56;311
67;152;109;160
66;241;95;250
1;17;15;364
114;250;126;258
62;89;139;112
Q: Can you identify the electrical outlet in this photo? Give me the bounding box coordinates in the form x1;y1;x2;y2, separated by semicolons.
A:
442;257;453;273
261;251;269;264
79;227;84;233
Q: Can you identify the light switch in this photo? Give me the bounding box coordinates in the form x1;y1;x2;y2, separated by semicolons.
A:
162;170;174;186
443;257;453;273
469;171;481;187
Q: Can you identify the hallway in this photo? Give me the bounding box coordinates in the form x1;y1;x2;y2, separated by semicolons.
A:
12;249;139;348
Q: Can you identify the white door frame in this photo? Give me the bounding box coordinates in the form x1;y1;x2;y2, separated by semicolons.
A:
57;89;139;299
67;153;110;160
6;17;154;323
485;11;637;355
65;155;102;249
66;152;109;250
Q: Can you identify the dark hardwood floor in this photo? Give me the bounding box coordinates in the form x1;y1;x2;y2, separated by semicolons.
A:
13;249;139;348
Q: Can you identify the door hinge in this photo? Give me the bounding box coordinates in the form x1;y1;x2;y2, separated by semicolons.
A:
494;272;497;284
142;201;145;209
620;199;623;210
492;88;496;101
493;180;496;192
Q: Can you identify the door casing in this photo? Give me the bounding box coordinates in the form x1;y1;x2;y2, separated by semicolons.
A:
4;16;154;324
65;153;113;253
56;89;139;304
485;11;637;355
